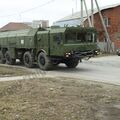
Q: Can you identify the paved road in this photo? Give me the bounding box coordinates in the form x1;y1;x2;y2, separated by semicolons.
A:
0;55;120;85
47;55;120;85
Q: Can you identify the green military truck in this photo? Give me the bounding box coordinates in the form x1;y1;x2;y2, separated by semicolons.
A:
0;26;99;70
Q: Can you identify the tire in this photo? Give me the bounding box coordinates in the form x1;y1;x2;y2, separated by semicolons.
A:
65;58;79;68
0;51;6;64
23;51;33;68
5;51;16;65
38;52;52;70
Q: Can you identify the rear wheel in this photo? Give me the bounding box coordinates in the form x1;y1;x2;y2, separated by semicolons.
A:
65;58;79;68
0;51;6;64
38;52;52;70
5;51;16;65
23;51;33;68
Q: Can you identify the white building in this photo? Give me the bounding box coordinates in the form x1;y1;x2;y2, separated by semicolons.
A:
24;20;49;28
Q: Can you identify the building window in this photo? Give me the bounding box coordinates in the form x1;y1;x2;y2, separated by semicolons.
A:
103;17;111;27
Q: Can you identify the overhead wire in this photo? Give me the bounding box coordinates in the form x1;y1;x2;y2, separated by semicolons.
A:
21;0;55;13
0;0;55;18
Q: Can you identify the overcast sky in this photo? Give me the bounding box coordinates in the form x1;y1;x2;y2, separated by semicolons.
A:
0;0;120;27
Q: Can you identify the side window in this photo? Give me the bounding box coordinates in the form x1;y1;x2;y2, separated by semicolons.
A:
53;33;62;45
103;17;111;27
77;33;85;42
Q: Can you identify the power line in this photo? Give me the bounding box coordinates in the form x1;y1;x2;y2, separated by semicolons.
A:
0;13;17;18
0;0;55;18
21;0;55;13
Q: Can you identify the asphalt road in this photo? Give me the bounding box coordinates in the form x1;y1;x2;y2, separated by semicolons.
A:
47;55;120;85
0;55;120;85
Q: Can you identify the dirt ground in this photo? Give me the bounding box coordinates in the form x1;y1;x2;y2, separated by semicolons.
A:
0;65;32;77
0;63;120;120
0;77;120;120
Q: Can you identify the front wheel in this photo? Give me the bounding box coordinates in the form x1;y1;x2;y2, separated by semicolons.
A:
23;51;33;68
38;52;52;70
65;58;79;68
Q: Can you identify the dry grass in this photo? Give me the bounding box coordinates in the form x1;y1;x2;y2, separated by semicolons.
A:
0;65;31;77
0;77;120;120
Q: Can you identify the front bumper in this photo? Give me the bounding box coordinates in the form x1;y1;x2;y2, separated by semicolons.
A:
65;49;100;59
116;49;120;56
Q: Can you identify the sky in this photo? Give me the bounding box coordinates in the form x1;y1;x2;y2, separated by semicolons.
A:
0;0;120;27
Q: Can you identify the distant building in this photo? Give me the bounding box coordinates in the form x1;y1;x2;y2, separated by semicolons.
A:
53;4;120;52
0;20;49;32
24;20;49;28
23;22;33;28
0;22;31;32
32;20;49;28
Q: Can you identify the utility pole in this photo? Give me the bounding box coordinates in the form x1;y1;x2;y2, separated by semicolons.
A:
94;0;113;52
81;0;84;27
79;0;113;52
91;0;94;27
83;0;92;27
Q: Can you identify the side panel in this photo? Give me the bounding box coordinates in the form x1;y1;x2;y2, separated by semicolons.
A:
0;36;35;49
49;32;64;56
0;28;38;49
8;48;16;58
16;36;35;48
0;37;8;47
37;32;49;55
8;37;16;45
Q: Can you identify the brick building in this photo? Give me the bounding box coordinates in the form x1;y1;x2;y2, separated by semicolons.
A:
84;4;120;51
54;4;120;52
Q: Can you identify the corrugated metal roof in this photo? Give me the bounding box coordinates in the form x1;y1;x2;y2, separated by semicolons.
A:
56;3;120;22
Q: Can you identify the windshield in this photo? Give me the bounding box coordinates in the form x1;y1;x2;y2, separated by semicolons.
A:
65;32;96;43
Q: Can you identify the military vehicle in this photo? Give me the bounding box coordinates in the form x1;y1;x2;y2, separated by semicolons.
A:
0;26;99;70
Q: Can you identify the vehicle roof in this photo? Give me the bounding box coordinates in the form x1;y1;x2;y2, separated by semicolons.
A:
37;27;96;34
49;27;66;33
65;27;96;32
0;28;38;38
0;27;96;38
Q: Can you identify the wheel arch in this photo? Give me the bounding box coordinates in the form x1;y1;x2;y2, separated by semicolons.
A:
37;49;47;57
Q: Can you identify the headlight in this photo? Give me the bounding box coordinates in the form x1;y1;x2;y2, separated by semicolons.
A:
65;52;71;57
94;50;100;55
116;49;120;52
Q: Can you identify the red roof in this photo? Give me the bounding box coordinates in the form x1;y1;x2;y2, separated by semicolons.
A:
0;22;31;32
